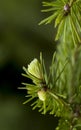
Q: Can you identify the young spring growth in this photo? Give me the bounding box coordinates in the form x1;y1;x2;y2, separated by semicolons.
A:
38;89;47;101
28;58;43;79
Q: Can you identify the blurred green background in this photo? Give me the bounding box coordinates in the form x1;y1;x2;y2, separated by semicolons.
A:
0;0;58;130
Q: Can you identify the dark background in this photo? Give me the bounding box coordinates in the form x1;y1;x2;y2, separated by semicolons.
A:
0;0;58;130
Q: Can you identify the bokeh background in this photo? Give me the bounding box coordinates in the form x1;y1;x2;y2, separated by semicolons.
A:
0;0;58;130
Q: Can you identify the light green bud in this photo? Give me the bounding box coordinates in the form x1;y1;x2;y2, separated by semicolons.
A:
28;58;42;79
38;89;46;101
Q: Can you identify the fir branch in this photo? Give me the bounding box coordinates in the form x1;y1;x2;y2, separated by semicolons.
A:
39;0;81;45
20;52;69;116
20;0;81;129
